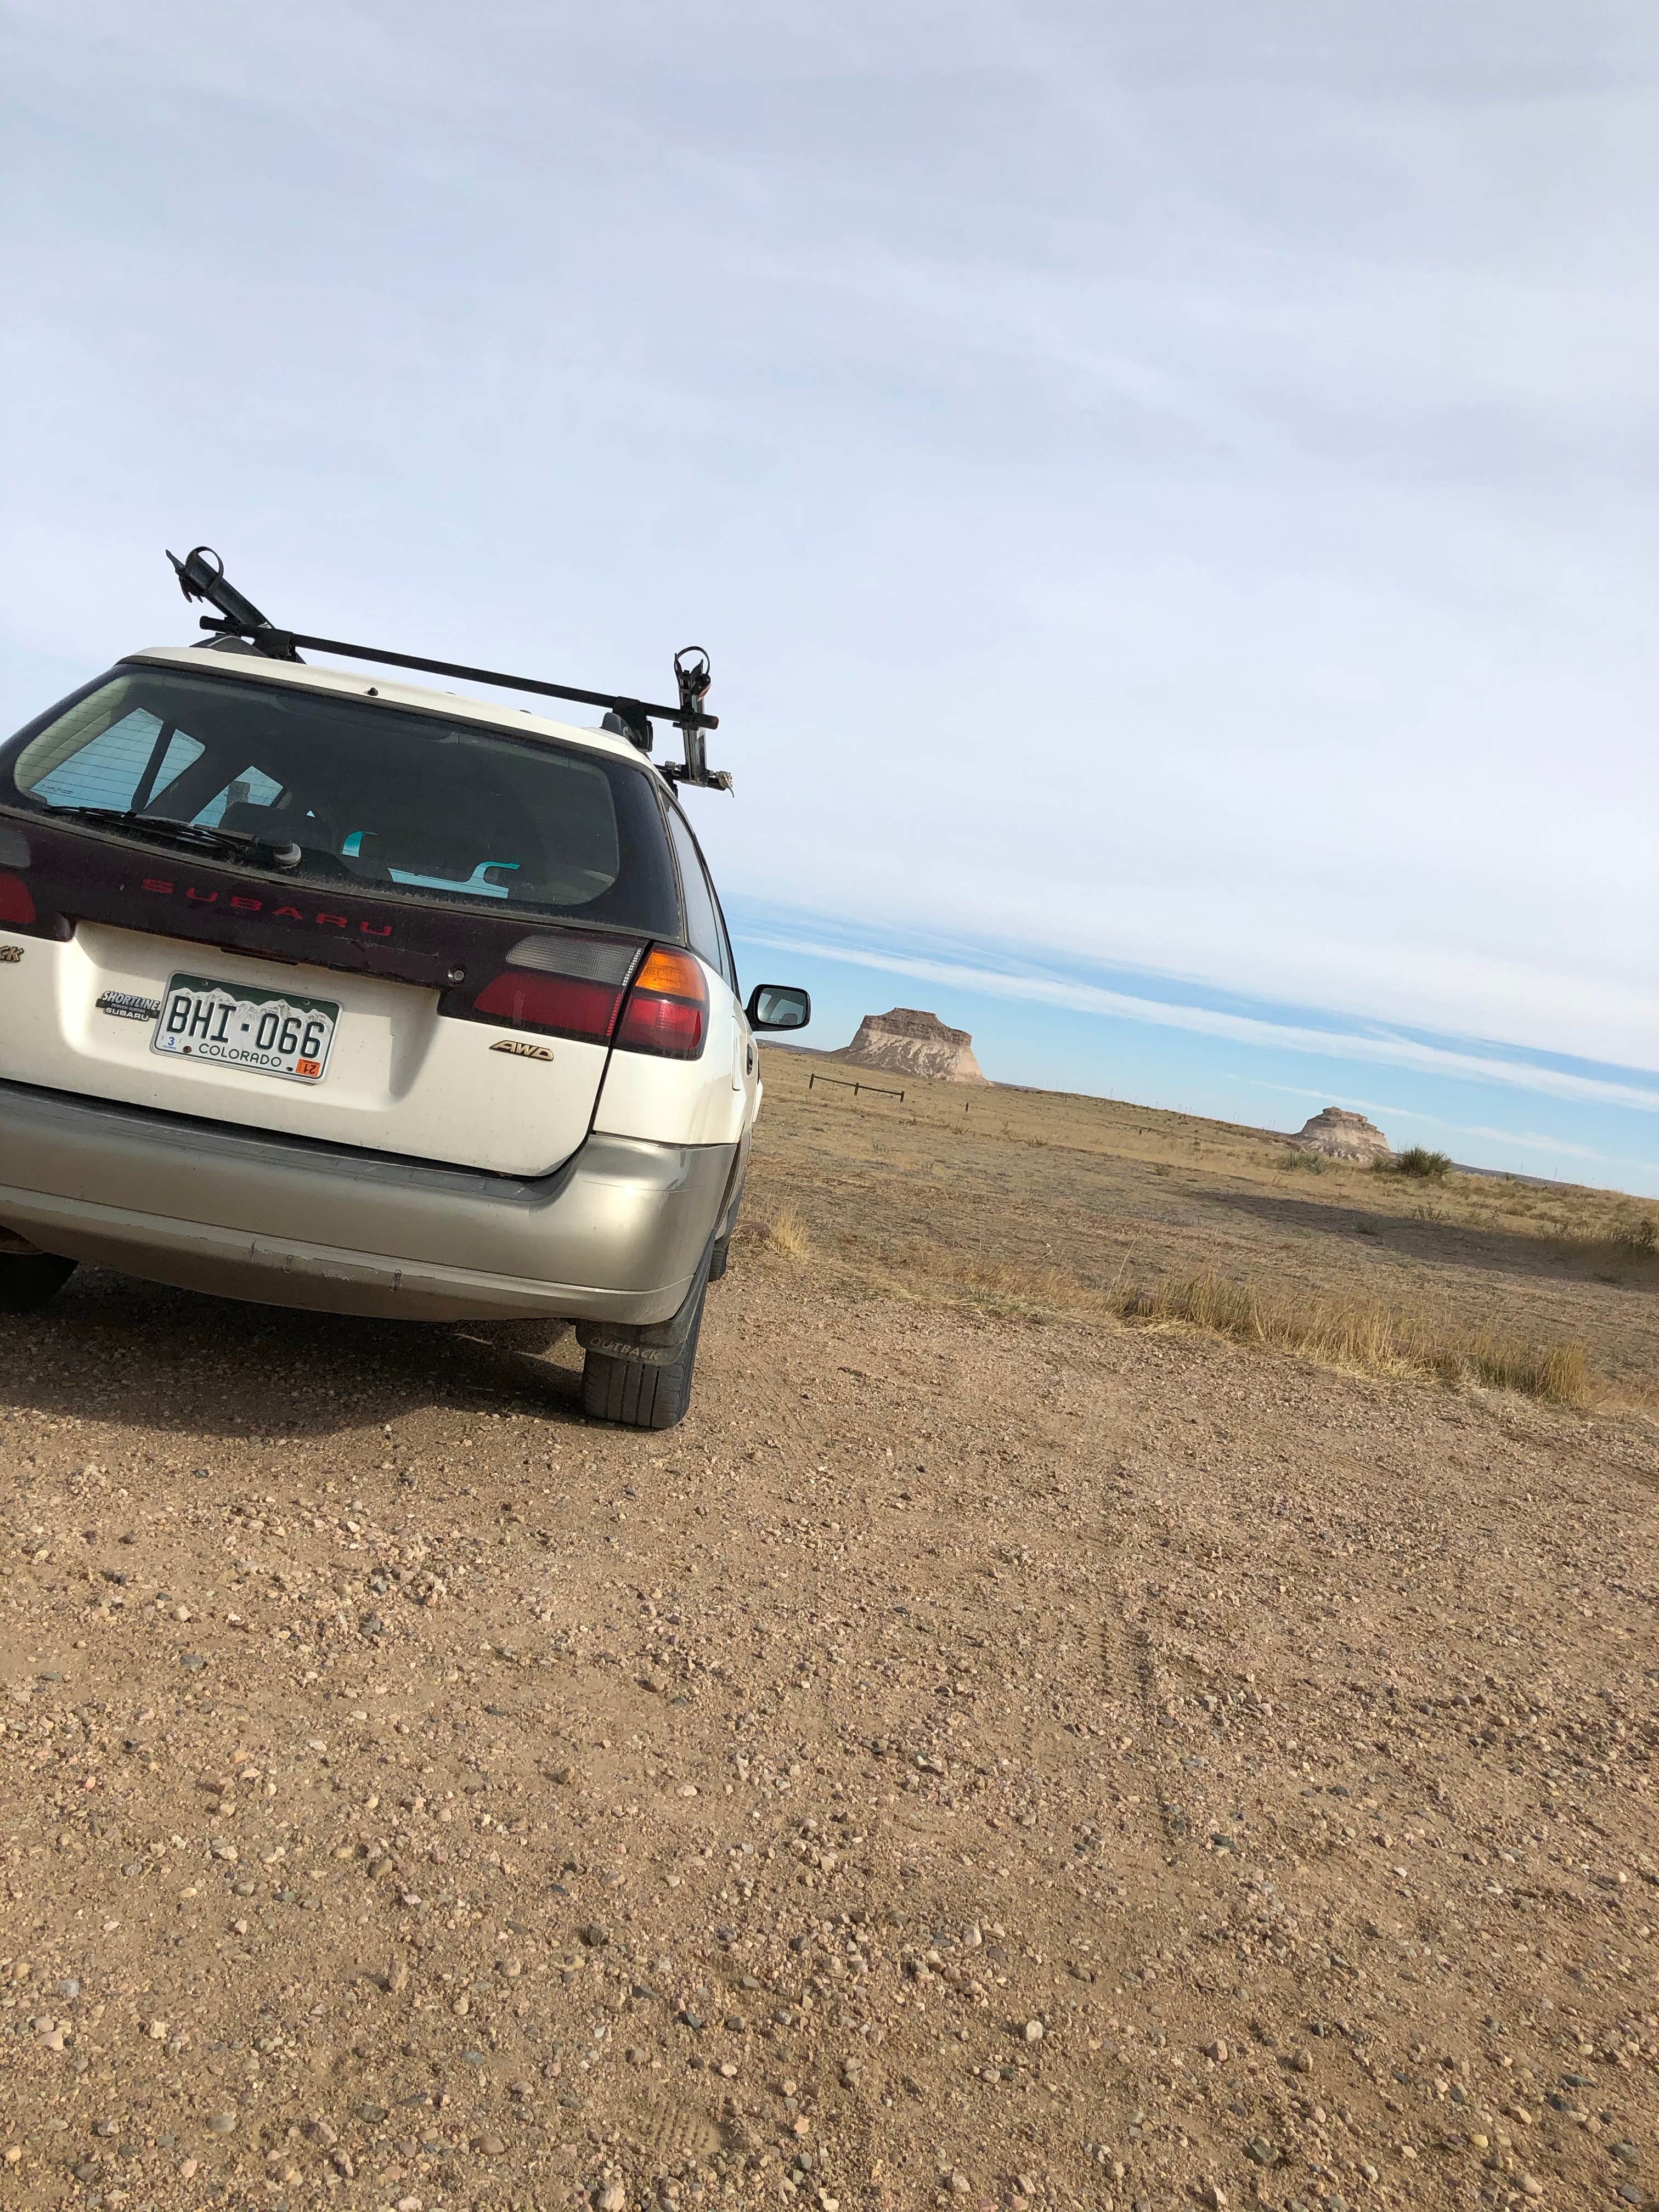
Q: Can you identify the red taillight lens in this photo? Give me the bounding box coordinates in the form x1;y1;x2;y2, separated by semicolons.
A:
615;946;708;1060
0;873;37;927
444;939;708;1059
470;970;626;1043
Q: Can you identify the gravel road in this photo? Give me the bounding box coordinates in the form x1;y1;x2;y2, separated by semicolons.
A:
2;1245;1655;2212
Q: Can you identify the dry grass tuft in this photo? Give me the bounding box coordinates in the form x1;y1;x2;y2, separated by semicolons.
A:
763;1209;813;1263
851;1245;1597;1409
1554;1218;1659;1283
1127;1271;1593;1406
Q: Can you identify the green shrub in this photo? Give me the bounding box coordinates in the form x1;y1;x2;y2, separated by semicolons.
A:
1278;1149;1328;1173
1391;1146;1453;1180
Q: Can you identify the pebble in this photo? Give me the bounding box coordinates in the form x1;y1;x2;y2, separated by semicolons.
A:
1207;2038;1229;2062
597;2188;627;2212
208;2112;236;2134
1024;2019;1044;2043
1520;2179;1543;2200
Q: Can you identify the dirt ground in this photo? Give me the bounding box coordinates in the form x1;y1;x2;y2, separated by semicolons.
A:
2;1070;1656;2212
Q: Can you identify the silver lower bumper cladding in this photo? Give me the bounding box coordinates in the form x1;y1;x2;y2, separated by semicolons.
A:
0;1079;736;1323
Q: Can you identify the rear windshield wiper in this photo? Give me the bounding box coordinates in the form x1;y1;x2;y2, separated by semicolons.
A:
45;806;302;870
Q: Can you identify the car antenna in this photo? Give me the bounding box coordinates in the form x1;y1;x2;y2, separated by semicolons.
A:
161;545;726;784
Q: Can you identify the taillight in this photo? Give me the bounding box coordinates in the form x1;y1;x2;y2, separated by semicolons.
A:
471;970;626;1042
615;946;707;1060
0;873;36;927
441;934;708;1060
440;930;641;1044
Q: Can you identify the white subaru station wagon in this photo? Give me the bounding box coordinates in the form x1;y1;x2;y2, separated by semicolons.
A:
0;551;810;1429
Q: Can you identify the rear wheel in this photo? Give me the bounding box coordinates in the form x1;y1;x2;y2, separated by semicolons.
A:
579;1251;711;1431
0;1254;77;1313
708;1164;746;1284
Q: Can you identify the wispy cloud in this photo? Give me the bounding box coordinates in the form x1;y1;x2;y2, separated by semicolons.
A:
752;931;1659;1115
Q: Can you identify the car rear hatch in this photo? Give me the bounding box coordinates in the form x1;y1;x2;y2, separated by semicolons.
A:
0;656;696;1177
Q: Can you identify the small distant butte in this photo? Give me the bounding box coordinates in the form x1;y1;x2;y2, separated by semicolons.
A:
838;1006;990;1086
1289;1106;1392;1162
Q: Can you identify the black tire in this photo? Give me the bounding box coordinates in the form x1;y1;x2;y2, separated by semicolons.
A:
0;1254;77;1313
708;1163;746;1285
580;1259;710;1431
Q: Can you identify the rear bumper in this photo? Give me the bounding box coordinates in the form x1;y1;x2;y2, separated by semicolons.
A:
0;1079;736;1323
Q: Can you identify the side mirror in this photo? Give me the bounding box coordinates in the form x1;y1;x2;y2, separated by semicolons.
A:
746;984;811;1032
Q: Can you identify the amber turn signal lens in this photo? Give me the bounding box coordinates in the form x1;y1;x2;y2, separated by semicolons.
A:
616;944;708;1060
633;946;707;1000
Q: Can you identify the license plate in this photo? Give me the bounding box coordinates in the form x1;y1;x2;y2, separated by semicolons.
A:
151;972;340;1084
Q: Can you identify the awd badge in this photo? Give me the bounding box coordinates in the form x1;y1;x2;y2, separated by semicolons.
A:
490;1039;553;1062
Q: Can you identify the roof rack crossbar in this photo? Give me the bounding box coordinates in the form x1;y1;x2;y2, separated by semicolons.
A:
191;616;714;733
166;547;729;786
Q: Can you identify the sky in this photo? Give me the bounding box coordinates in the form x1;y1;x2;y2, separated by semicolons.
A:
3;0;1656;1192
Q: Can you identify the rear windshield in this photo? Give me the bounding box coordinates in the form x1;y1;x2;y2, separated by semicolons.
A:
0;661;681;935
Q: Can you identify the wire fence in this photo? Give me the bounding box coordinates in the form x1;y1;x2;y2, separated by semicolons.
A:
807;1071;906;1104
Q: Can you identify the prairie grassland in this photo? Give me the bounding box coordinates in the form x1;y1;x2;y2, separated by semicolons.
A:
749;1046;1657;1410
